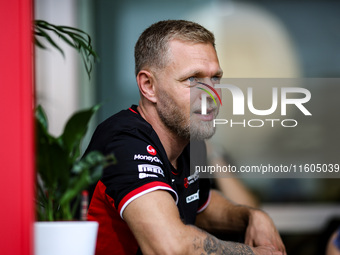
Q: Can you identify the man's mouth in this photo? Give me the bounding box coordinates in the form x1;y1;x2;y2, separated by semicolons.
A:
193;108;216;121
193;107;215;114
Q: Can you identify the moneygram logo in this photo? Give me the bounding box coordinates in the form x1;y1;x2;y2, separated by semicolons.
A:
146;145;157;156
199;82;312;128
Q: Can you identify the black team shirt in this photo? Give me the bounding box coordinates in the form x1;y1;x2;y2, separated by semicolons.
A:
85;105;211;255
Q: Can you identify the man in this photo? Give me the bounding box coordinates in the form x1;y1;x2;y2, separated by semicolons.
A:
86;20;286;255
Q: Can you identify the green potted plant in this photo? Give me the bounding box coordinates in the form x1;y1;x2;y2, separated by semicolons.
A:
33;20;114;255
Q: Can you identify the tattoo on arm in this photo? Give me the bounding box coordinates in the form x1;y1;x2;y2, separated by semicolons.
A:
193;231;254;255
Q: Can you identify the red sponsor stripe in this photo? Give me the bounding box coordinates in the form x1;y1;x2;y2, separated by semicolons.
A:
118;181;177;218
129;107;138;114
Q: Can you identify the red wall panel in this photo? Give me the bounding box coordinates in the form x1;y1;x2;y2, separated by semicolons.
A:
0;0;34;254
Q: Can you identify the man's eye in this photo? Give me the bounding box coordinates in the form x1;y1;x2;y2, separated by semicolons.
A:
188;77;197;82
211;76;221;83
187;77;199;86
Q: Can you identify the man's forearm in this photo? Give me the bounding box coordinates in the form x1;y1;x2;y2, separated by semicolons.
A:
191;226;254;255
195;190;250;234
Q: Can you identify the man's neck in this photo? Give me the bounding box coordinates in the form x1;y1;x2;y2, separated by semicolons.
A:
137;104;188;169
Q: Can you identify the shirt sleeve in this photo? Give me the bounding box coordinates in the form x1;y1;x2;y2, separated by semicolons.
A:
191;140;211;213
102;132;178;219
197;178;211;213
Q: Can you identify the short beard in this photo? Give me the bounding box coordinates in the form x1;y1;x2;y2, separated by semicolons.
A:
189;118;216;141
157;91;217;141
157;91;190;140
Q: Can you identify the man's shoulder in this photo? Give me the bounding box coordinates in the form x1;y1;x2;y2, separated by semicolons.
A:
98;106;152;136
85;105;157;153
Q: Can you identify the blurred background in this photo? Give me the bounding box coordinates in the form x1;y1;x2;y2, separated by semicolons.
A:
35;0;340;254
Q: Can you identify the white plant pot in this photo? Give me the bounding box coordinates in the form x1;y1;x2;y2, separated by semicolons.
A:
34;221;98;255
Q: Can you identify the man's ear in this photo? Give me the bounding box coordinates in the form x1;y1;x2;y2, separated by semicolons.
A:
136;70;157;103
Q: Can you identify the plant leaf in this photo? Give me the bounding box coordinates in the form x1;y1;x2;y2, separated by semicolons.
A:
35;106;71;199
35;105;49;132
35;26;64;56
60;105;100;162
34;19;99;79
59;169;89;212
59;151;114;218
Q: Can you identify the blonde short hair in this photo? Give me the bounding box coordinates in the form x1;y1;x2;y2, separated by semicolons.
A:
134;20;215;76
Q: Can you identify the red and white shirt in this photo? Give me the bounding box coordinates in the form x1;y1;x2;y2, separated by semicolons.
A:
85;105;211;255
